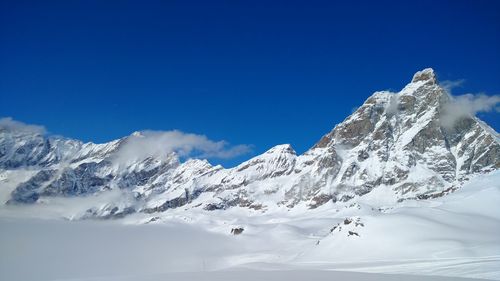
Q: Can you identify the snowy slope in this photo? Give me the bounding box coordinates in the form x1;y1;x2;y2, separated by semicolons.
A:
0;172;499;281
1;68;499;280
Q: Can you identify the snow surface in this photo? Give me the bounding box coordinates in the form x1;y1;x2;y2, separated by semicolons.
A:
1;171;499;281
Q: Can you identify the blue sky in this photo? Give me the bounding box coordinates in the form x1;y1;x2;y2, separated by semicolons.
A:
1;0;499;167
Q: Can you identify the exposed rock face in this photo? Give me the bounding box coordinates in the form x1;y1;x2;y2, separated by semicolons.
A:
1;68;499;218
231;227;244;235
411;68;437;84
311;69;499;199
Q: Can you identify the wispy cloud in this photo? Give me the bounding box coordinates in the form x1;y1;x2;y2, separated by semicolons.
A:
437;79;500;128
439;79;465;94
385;94;399;116
441;94;500;128
0;117;46;134
113;130;252;163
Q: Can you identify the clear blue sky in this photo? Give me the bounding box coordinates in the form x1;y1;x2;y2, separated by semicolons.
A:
1;0;499;167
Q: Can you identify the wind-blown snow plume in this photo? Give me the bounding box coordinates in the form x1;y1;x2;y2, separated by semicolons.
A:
385;94;399;116
113;130;251;163
0;117;46;134
439;79;465;93
441;94;500;128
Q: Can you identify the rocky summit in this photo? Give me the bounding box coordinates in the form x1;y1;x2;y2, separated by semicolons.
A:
1;68;499;219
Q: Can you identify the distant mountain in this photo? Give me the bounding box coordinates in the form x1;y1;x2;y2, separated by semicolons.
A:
1;68;499;219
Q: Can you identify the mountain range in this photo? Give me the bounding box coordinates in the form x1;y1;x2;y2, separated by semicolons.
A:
1;68;499;220
1;68;500;280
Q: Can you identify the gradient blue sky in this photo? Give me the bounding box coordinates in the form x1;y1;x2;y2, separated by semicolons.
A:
1;0;499;167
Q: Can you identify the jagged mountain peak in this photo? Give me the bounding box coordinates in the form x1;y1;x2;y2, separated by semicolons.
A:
231;144;297;177
264;144;296;155
314;68;449;149
308;68;498;204
411;67;437;84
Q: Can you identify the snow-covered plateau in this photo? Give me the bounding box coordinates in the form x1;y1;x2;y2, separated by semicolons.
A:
0;68;499;281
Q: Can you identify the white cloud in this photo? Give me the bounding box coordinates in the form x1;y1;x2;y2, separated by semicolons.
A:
385;94;399;116
441;94;500;128
439;79;465;94
113;130;251;163
0;117;46;134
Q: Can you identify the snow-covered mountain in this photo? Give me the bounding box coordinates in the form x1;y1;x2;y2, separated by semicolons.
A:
1;68;499;220
1;68;500;281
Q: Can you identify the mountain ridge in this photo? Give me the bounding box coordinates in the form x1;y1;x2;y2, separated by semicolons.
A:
1;68;499;219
